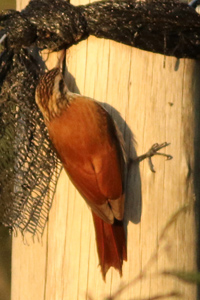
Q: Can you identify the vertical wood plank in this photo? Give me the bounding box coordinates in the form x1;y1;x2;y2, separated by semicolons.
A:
12;0;197;299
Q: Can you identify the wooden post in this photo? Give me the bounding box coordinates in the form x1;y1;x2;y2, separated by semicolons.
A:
12;0;197;299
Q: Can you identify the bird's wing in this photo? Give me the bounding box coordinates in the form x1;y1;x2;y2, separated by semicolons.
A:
62;136;124;224
48;97;126;224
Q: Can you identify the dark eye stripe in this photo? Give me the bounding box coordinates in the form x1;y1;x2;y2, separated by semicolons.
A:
59;79;64;94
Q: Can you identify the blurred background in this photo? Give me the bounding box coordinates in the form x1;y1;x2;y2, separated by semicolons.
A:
0;2;16;300
0;1;15;10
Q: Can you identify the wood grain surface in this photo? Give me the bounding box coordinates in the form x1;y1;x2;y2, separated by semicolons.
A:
12;0;198;299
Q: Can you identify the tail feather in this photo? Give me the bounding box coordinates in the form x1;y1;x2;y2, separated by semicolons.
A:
92;212;127;280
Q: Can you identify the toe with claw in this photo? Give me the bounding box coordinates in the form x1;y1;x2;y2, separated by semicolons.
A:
131;142;173;173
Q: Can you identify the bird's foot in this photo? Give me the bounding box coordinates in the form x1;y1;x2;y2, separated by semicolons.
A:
131;142;172;173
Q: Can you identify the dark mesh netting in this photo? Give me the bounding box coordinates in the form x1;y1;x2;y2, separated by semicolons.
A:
0;49;62;235
1;0;200;58
0;0;200;235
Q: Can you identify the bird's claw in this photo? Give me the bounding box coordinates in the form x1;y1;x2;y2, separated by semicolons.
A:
147;142;173;160
132;142;172;173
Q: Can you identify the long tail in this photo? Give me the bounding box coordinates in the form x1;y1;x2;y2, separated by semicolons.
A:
92;212;127;280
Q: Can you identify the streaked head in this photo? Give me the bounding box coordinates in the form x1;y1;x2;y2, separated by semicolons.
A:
35;68;68;122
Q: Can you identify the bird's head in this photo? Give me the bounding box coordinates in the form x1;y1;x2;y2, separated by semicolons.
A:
35;68;68;122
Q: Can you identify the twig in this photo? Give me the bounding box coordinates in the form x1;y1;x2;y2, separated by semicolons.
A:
106;202;192;300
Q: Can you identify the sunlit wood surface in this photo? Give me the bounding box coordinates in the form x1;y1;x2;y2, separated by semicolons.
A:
12;0;197;299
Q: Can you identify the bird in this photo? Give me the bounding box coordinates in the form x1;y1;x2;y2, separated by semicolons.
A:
35;67;127;280
35;65;172;280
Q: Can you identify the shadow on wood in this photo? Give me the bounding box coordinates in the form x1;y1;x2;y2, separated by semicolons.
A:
65;65;142;234
193;60;200;299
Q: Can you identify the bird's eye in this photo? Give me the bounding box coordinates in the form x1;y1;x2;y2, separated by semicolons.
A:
59;79;64;94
